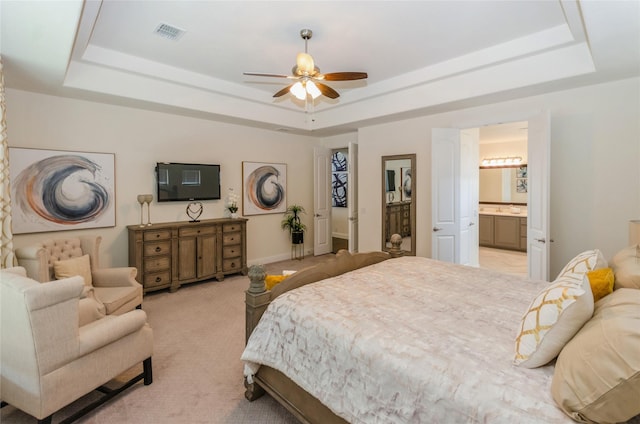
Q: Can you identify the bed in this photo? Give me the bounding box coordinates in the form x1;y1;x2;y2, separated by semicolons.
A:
242;247;640;424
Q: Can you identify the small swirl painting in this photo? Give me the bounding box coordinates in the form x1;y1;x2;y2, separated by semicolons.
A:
9;148;116;234
242;161;287;216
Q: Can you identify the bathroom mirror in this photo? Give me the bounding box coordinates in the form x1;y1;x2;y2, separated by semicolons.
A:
479;165;527;204
381;154;416;256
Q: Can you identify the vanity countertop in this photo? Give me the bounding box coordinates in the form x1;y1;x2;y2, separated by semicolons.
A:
479;208;528;217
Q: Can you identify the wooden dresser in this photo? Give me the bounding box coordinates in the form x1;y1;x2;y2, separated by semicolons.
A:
385;201;411;241
127;218;248;293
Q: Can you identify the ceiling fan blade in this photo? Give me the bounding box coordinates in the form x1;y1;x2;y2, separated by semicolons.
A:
273;84;295;98
243;72;291;79
315;82;340;99
321;72;368;81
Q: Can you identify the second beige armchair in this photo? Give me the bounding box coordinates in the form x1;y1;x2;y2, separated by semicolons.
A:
16;236;142;315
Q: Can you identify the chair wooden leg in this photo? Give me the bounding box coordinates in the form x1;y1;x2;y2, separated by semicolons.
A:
143;357;153;385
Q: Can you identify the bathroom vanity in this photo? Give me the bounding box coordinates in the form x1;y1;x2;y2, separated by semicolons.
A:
479;208;527;251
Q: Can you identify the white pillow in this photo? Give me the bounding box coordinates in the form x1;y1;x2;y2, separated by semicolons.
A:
555;249;607;280
514;272;594;368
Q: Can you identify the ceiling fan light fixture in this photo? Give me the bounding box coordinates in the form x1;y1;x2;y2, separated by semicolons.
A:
290;82;306;100
296;53;315;75
306;80;321;99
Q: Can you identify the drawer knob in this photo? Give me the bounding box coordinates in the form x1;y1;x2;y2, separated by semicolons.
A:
155;246;162;252
156;276;162;282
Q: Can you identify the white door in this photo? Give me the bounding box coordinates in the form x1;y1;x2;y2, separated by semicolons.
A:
348;142;358;252
460;128;480;267
527;112;551;280
431;128;460;263
313;146;332;255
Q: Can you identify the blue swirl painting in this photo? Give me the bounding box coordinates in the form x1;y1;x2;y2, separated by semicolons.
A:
9;148;115;234
242;162;287;215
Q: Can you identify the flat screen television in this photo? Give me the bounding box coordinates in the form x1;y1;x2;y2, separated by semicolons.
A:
156;162;221;202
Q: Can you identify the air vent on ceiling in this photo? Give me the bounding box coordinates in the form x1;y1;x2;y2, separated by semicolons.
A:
154;23;186;41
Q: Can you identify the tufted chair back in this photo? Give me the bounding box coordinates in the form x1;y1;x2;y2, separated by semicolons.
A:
16;236;101;283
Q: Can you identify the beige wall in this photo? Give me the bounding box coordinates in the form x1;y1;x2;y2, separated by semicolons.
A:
357;77;640;277
6;89;317;267
7;77;640;278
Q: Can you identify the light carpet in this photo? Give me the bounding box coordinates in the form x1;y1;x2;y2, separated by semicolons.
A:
1;256;328;424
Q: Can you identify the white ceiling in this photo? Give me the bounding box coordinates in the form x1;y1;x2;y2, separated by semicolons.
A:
1;0;639;137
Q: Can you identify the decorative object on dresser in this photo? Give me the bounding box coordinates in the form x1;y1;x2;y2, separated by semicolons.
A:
186;201;203;222
226;188;240;219
127;218;247;293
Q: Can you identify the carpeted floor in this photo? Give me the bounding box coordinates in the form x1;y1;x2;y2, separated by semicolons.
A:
1;255;332;424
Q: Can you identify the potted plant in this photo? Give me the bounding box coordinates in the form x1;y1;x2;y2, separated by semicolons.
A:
226;188;240;218
281;204;306;244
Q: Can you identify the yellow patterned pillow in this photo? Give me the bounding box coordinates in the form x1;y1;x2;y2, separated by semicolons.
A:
556;249;607;279
514;272;594;368
586;268;614;302
265;274;288;290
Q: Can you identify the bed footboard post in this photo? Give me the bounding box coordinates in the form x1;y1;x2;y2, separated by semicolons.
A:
245;264;271;343
388;233;405;258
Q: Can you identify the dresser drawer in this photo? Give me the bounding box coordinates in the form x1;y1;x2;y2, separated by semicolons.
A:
144;256;170;273
179;226;215;237
223;245;241;259
223;258;241;272
143;271;171;289
143;229;171;241
223;223;242;233
143;241;171;257
223;232;241;245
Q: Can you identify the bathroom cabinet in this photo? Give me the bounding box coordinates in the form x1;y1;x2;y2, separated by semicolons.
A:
479;214;527;252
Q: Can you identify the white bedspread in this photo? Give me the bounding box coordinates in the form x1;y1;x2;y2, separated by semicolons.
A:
242;256;574;423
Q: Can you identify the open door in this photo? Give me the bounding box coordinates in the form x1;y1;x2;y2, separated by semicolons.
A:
431;128;460;263
527;112;551;280
460;128;480;267
348;142;358;252
313;146;332;256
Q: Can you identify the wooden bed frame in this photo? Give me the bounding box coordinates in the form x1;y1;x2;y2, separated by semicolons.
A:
244;241;404;424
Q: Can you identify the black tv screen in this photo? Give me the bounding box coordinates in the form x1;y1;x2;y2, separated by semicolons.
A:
156;162;221;202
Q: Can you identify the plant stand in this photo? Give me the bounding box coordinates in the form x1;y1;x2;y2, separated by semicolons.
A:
291;241;304;260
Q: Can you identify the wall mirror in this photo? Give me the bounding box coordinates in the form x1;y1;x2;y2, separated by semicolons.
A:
381;154;416;256
479;165;527;204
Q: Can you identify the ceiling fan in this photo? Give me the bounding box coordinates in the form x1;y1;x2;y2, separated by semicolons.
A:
243;29;368;100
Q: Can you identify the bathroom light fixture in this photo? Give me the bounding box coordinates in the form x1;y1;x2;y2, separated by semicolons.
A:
480;156;524;167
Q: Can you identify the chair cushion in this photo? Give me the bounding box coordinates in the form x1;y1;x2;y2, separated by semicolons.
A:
94;286;141;315
54;254;92;286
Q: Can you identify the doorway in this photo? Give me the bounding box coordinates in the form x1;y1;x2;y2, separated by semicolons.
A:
477;121;528;277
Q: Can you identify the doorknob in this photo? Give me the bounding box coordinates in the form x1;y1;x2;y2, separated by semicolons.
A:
314;213;321;217
433;227;443;232
534;237;546;243
469;222;475;226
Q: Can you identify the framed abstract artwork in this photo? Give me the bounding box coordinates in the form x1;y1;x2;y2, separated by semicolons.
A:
242;161;287;216
9;147;116;234
331;150;348;208
401;167;412;202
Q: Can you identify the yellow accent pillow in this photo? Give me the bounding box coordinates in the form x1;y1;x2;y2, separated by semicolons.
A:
265;274;288;290
54;254;92;286
586;267;614;302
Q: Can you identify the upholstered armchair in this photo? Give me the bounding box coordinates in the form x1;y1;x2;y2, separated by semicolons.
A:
16;236;142;315
0;266;153;423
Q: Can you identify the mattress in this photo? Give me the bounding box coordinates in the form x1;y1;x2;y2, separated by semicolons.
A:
242;256;575;423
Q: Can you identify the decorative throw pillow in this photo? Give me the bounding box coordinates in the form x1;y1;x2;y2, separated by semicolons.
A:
551;288;640;423
265;274;288;290
609;244;640;290
514;272;594;368
556;249;608;280
54;254;92;286
586;267;614;302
